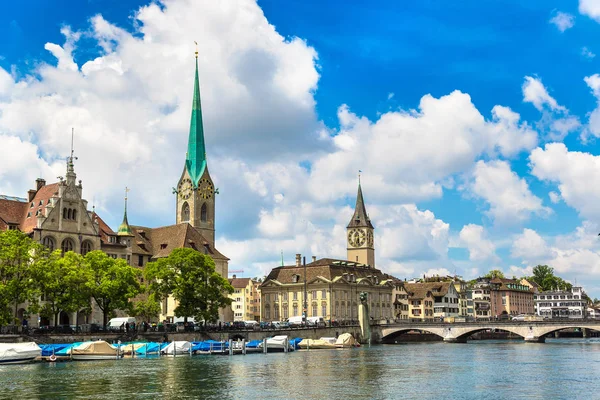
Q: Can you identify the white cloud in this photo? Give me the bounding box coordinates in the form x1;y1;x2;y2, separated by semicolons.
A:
459;224;498;261
582;46;596;59
466;160;550;223
522;76;565;112
549;191;561;204
580;0;600;22
550;11;575;32
530;142;600;220
583;74;600;138
511;228;551;261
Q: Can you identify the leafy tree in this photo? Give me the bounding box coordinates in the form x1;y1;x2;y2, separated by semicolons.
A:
527;265;573;291
145;248;233;323
484;269;505;279
130;293;161;323
83;251;142;326
33;251;90;327
0;230;44;325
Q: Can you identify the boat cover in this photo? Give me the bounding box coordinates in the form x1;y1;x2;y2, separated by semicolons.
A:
298;339;337;349
161;341;192;355
192;340;226;352
72;340;118;356
335;333;357;347
40;344;70;356
0;342;42;361
134;342;165;355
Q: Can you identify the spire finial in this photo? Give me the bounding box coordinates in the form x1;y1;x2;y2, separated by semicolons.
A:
194;41;198;59
124;186;130;211
358;169;362;185
118;186;133;236
281;250;284;267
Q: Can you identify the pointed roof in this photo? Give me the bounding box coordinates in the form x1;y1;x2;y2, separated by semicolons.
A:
347;183;374;229
117;189;132;236
185;55;207;187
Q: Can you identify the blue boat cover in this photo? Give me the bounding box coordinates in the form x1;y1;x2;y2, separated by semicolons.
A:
40;344;70;356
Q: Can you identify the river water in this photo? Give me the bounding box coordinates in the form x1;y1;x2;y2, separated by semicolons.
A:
2;339;599;399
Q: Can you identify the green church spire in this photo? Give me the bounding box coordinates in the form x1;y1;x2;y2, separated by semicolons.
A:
117;187;132;236
185;50;207;187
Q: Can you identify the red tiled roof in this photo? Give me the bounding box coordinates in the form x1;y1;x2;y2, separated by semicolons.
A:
20;183;60;233
229;277;251;288
0;197;28;229
92;212;118;244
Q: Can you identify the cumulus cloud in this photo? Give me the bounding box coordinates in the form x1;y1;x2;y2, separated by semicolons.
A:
530;143;600;220
459;224;499;261
580;0;600;22
466;160;550;223
550;11;575;32
582;46;596;59
522;76;564;112
511;228;551;261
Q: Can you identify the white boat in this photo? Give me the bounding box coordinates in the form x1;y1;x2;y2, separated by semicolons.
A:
298;338;337;349
161;341;192;356
260;336;292;352
0;342;42;364
71;340;122;361
335;333;358;348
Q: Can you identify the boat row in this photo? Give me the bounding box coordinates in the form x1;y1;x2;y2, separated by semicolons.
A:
0;333;359;364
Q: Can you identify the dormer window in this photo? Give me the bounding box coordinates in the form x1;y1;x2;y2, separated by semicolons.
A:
39;200;43;206
27;212;31;218
30;202;34;208
160;243;167;250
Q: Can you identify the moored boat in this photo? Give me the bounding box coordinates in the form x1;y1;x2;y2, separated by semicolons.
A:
0;342;42;364
298;338;337;349
161;341;192;356
259;335;293;352
71;340;122;361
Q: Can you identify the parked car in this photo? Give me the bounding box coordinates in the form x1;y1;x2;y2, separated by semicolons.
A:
54;324;74;334
511;314;526;321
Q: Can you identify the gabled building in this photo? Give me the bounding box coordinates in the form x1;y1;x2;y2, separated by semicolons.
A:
228;276;257;322
404;283;434;321
403;282;459;319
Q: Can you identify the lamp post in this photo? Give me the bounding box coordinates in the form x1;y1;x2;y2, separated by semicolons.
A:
303;256;307;325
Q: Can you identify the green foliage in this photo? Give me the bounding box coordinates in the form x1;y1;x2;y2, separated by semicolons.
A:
484;269;505;279
0;230;45;325
83;251;142;326
527;265;573;292
130;293;161;322
145;248;233;323
33;250;90;326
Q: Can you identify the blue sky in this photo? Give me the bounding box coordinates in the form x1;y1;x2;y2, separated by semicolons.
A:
2;0;600;295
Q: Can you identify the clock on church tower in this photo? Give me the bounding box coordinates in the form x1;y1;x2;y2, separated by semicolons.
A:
346;183;375;267
175;53;216;247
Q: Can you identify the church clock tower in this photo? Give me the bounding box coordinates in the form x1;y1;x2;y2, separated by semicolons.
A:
176;50;215;246
347;181;375;267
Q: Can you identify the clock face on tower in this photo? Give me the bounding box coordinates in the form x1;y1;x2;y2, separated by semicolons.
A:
348;228;366;247
366;230;373;247
178;178;192;200
199;178;214;199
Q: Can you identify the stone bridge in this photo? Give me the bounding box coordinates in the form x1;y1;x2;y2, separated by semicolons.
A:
378;320;600;343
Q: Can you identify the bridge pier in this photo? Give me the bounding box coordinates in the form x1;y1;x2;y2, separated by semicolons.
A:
443;337;467;343
524;336;545;343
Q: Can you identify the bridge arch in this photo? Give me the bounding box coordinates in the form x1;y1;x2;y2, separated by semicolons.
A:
531;324;600;338
381;328;445;343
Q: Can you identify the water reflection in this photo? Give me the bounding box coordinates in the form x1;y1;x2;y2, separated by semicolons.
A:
2;340;600;399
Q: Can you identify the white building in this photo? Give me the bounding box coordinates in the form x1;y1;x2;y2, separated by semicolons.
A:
534;287;587;319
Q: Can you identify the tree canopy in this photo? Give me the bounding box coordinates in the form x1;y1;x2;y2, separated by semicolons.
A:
83;250;142;326
145;248;233;323
528;265;572;292
484;269;505;279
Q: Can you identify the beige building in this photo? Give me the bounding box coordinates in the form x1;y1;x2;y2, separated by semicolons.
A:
229;276;257;322
260;183;393;322
260;256;393;322
454;280;469;317
404;283;434;320
393;281;409;320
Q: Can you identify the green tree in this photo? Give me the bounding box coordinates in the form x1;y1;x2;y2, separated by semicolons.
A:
0;230;44;325
83;251;142;326
484;269;505;279
144;248;233;323
33;250;90;327
130;293;161;323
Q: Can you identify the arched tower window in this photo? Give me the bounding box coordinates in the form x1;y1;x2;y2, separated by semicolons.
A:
81;241;93;255
61;238;75;254
201;203;207;222
181;202;190;222
67;209;72;220
72;209;77;220
42;236;56;251
63;208;67;219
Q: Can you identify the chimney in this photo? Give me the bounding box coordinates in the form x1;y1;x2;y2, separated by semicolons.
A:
36;178;46;191
295;254;301;267
232;274;236;279
312;256;316;263
27;189;36;202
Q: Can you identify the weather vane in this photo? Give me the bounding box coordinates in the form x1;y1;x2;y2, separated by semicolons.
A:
194;41;198;59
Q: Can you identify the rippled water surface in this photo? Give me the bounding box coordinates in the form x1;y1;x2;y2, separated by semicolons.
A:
2;339;600;399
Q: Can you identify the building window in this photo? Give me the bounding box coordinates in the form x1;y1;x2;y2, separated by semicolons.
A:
312;304;317;316
201;203;207;222
138;255;144;267
322;290;326;299
322;305;327;317
181;202;190;222
265;306;270;320
293;292;298;301
81;241;93;255
61;238;75;254
293;305;298;316
42;236;56;251
274;307;279;320
312;290;317;299
283;308;288;319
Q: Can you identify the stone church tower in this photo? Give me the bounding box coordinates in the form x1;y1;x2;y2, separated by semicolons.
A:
347;182;375;267
175;51;215;247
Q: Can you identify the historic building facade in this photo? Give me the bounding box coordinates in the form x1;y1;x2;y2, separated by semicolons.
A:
259;184;394;323
0;53;231;326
